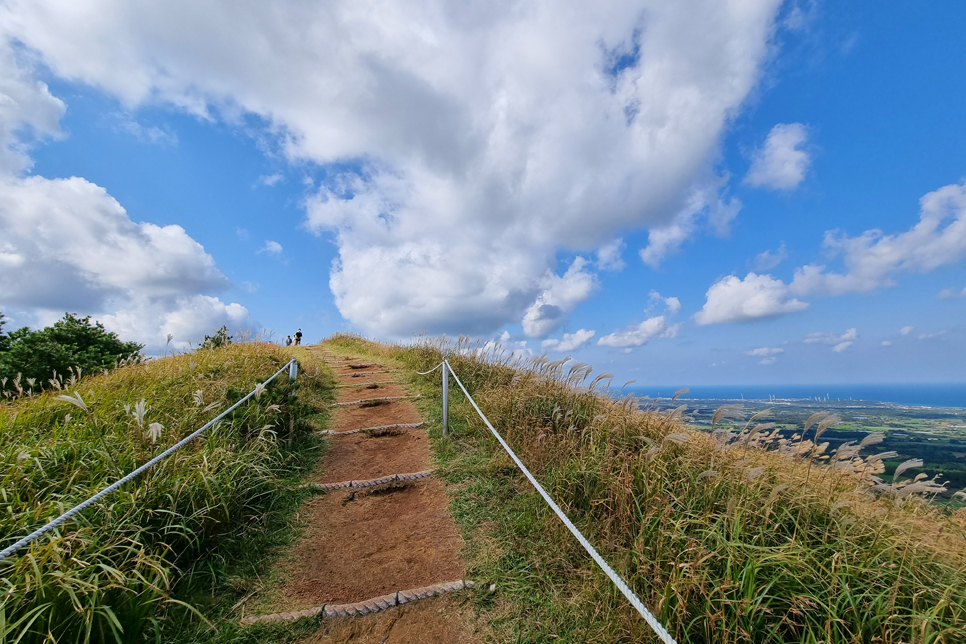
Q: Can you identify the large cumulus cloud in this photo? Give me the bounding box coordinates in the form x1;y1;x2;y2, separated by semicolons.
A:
2;0;785;337
0;41;250;351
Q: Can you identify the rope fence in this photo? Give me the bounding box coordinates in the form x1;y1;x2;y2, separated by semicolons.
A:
0;357;299;563
424;358;677;644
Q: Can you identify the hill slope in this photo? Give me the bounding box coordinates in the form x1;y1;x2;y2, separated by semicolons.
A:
331;334;966;644
0;342;332;643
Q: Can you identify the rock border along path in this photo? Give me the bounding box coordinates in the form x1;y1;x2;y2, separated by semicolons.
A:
240;346;475;638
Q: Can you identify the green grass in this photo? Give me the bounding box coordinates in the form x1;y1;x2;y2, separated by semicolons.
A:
0;342;333;644
327;334;966;644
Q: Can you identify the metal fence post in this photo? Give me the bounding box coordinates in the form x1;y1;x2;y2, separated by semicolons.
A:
442;359;449;436
289;358;298;381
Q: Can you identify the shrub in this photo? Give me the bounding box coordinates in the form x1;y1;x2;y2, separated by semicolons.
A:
0;313;143;397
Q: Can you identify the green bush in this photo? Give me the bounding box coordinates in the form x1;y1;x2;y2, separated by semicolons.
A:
0;312;143;397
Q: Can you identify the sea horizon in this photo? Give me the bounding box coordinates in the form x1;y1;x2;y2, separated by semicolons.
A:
622;383;966;409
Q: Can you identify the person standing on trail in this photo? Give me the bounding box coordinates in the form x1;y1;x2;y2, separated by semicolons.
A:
285;335;293;346
294;328;302;346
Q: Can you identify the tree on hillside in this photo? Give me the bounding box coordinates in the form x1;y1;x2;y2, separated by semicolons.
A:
201;325;233;349
0;313;144;394
0;313;9;353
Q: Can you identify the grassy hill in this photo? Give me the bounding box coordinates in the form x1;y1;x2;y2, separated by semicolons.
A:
4;334;964;643
329;334;966;644
0;343;332;643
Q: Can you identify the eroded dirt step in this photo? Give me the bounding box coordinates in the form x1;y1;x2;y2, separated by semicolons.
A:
269;479;465;610
336;380;399;389
314;431;429;484
335;382;407;403
330;399;422;432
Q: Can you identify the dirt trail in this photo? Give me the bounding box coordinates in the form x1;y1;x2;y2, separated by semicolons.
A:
251;347;481;643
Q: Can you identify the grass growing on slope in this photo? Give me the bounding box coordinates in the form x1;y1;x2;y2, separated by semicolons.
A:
0;342;333;644
327;333;966;644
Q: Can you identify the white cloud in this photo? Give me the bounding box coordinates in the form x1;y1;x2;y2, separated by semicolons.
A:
260;240;283;254
113;113;177;145
789;181;966;296
0;175;249;352
542;328;596;352
744;123;811;191
782;1;819;32
918;330;947;340
597;316;679;348
99;295;251;352
649;290;682;314
0;42;64;174
0;176;228;306
747;347;783;357
639;186;741;268
694;272;808;325
753;242;787;271
881;340;892;346
747;346;783;364
1;0;785;336
596;239;626;272
697;181;966;324
939;286;966;299
900;325;914;335
521;257;599;337
805;328;857;352
257;173;283;187
598;294;681;348
0;41;249;353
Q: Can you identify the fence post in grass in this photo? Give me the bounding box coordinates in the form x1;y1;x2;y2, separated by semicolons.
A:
442;359;449;436
289;358;298;381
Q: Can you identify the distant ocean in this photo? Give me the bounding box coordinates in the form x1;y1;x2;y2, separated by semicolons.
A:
624;384;966;409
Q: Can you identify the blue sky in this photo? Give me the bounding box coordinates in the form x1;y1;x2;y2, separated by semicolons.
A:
1;1;964;385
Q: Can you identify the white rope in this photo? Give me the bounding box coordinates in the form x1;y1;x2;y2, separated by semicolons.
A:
0;358;297;563
443;360;677;644
414;361;444;375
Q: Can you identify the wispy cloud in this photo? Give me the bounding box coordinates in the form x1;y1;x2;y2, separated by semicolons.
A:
939;285;966;299
113;113;177;146
598;295;681;348
596;239;626;272
256;173;284;187
744;123;811;191
542;329;596;352
747;347;783;357
753;242;788;272
805;328;857;352
747;346;784;365
900;325;914;335
259;240;283;254
918;330;947;340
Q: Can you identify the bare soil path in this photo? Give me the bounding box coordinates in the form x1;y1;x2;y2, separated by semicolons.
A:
247;346;481;643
